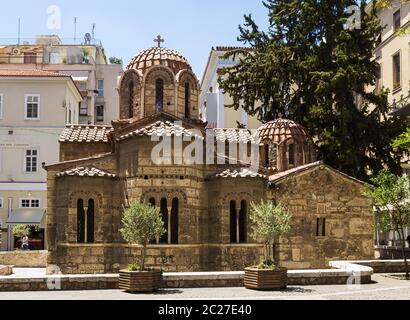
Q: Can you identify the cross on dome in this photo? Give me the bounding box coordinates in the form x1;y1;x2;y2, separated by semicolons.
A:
154;35;165;48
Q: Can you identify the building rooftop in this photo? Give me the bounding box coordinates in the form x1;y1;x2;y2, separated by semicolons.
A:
56;167;117;178
0;69;71;78
59;125;113;143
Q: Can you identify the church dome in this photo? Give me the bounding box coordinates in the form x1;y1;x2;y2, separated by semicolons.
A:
257;119;311;144
127;47;192;75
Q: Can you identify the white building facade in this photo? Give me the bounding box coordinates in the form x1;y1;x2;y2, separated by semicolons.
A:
200;47;262;129
0;70;82;251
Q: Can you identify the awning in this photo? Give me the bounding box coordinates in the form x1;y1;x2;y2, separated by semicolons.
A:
7;209;45;226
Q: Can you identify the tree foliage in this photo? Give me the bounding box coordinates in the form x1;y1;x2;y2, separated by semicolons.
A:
364;170;410;278
12;225;31;239
109;56;123;65
219;0;408;181
120;201;165;271
393;128;410;153
250;201;292;269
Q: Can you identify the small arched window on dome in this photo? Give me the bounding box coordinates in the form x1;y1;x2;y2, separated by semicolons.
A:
155;79;164;112
288;143;295;167
128;81;134;118
184;82;190;118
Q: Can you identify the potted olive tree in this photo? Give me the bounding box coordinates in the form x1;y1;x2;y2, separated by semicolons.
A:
244;201;292;291
119;201;166;293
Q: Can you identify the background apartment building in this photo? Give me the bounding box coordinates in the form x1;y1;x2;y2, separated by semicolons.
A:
0;35;123;125
0;69;82;251
200;47;262;129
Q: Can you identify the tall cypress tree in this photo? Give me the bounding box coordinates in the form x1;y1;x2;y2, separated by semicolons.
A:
219;0;408;181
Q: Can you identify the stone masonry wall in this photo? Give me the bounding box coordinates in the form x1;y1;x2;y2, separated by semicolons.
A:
272;166;374;269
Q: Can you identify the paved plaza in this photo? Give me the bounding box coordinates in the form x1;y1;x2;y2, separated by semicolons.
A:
0;274;409;300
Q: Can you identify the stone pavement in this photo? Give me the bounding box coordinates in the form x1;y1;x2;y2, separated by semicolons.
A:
0;275;409;300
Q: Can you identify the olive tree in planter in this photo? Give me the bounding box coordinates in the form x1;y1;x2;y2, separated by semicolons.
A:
244;201;292;291
119;201;166;293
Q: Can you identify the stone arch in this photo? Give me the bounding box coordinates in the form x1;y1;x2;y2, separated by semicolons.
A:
176;69;199;119
143;66;176;117
119;69;142;120
223;192;252;244
69;190;103;243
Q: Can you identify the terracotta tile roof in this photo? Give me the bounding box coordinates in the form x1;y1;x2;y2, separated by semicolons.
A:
127;47;192;75
0;69;71;78
215;168;267;179
116;121;204;141
269;161;323;183
213;128;260;144
258;119;311;144
56;167;117;178
59;125;113;143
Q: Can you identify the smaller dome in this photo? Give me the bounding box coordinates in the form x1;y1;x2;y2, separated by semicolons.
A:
127;47;192;75
257;119;311;144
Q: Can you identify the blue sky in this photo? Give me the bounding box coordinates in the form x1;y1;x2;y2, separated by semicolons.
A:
1;0;269;78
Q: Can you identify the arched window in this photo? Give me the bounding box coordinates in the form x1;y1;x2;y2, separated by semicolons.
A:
230;200;237;243
155;79;164;112
77;199;85;243
171;198;179;244
184;82;190;118
87;199;95;244
159;198;168;244
239;200;247;243
288;143;295;167
264;145;270;167
128;82;134;118
148;198;156;207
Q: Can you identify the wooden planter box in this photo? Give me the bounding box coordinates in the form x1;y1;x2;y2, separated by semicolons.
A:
119;269;163;293
244;267;287;291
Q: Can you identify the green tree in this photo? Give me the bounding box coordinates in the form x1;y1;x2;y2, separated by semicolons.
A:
364;170;410;279
109;56;123;65
12;225;31;239
250;201;292;269
393;128;410;152
219;0;408;181
120;201;165;271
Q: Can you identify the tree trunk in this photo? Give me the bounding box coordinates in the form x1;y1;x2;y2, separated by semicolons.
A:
141;243;147;271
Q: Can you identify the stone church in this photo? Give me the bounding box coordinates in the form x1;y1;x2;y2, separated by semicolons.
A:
46;44;374;274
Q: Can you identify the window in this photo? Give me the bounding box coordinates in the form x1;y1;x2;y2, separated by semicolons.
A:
159;198;168;244
394;9;401;32
393;53;401;91
155;79;164;112
79;102;88;116
77;198;95;244
264;145;270;167
128;82;134;118
184;82;190;118
24;52;37;64
230;200;248;243
96;105;104;122
25;149;38;173
316;218;326;237
21;199;40;208
288;143;295;166
97;80;104;97
25;95;40;120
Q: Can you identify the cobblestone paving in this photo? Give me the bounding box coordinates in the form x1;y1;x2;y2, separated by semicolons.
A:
0;275;409;300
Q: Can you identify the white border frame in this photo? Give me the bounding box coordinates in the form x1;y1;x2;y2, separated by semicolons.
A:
24;94;41;120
